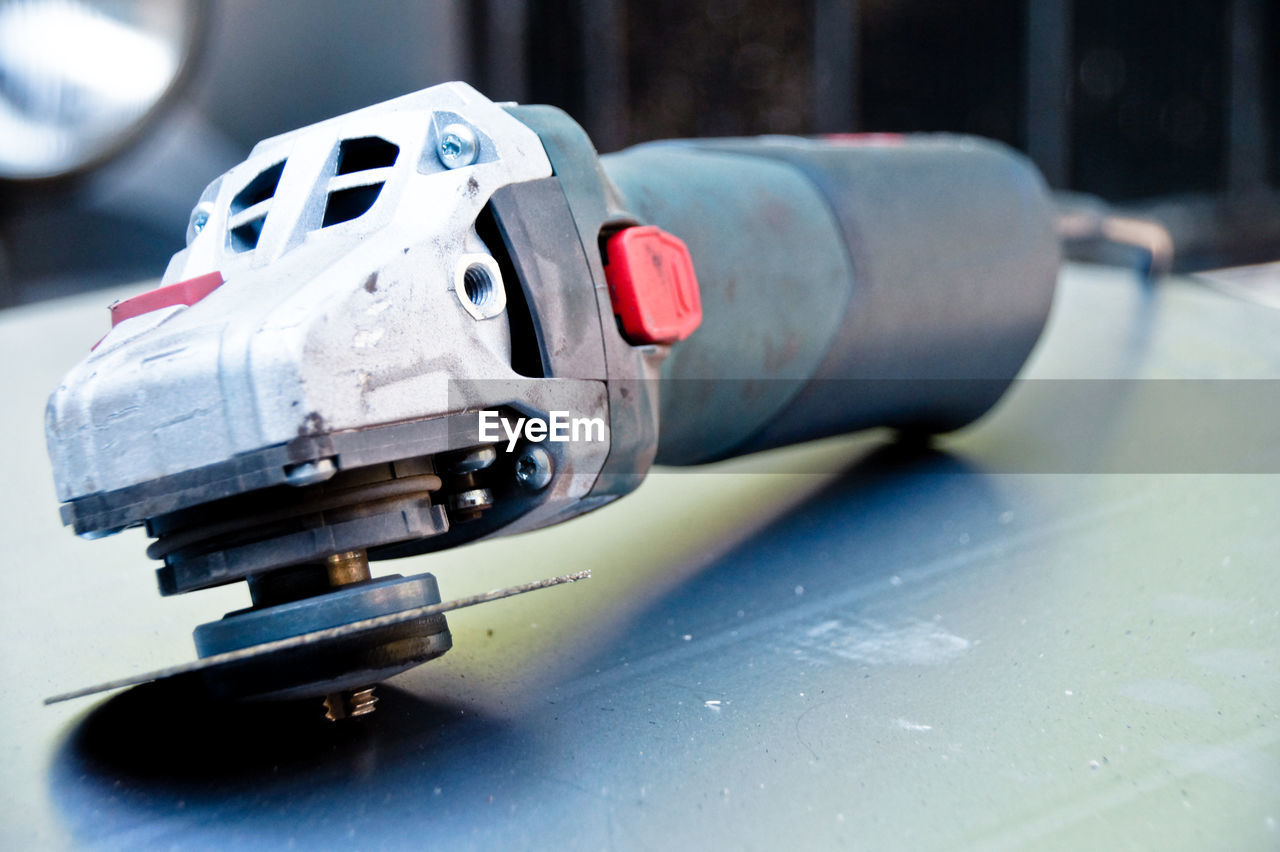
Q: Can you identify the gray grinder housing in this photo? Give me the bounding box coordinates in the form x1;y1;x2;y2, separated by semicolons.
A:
601;136;1061;465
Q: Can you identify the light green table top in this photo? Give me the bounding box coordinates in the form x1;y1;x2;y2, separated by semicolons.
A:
0;264;1276;849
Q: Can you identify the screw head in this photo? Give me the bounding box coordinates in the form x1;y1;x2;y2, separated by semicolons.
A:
514;446;553;490
187;207;210;244
438;123;479;169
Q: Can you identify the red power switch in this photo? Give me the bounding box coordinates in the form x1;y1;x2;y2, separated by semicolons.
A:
603;226;702;345
109;271;224;328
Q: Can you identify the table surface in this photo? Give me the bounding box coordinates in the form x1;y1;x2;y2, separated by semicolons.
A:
1;265;1277;850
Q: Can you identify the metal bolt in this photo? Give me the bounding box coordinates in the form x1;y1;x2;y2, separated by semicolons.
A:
323;687;378;721
325;550;372;587
514;446;553;490
438;123;479;169
450;487;494;512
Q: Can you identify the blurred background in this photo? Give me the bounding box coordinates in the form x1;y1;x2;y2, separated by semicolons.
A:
0;0;1276;307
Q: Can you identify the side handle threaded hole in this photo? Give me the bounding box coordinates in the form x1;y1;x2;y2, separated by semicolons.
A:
463;263;495;309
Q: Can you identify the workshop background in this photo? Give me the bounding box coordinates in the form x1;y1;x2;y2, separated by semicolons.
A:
0;0;1276;306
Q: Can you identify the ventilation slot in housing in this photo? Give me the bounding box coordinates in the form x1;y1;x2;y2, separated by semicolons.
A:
230;217;266;253
228;160;285;253
231;161;285;213
323;185;384;227
321;137;400;228
336;136;399;174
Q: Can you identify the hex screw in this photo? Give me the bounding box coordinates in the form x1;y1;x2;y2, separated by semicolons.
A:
514;446;553;490
438;123;479;169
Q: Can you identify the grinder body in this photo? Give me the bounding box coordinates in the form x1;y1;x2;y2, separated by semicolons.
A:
42;83;1060;706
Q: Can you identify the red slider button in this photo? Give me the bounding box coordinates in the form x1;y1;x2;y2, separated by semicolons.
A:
603;225;702;345
109;270;224;328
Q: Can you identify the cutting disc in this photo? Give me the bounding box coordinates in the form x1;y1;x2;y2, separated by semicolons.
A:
45;570;590;705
